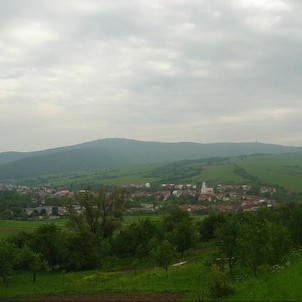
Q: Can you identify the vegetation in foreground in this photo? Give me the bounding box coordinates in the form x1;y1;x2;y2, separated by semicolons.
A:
2;247;302;301
1;186;302;300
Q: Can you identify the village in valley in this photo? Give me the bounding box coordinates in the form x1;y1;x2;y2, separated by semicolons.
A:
124;181;277;214
0;180;278;220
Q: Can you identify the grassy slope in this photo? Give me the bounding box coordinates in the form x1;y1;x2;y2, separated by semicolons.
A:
8;153;302;192
1;247;302;301
0;247;211;300
16;162;164;188
1;139;302;179
227;254;302;301
0;216;158;238
0;219;67;238
196;163;246;184
232;154;302;192
0;215;205;239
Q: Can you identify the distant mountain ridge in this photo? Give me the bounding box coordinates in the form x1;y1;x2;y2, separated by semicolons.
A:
0;138;301;179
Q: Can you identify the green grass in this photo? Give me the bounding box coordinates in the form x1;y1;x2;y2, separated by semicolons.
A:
11;154;302;193
0;219;67;238
232;154;302;192
196;163;246;184
0;216;168;238
25;162;164;188
2;248;302;301
0;248;211;300
227;254;302;301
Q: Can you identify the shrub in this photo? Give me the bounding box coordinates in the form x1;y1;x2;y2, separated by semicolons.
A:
208;264;235;299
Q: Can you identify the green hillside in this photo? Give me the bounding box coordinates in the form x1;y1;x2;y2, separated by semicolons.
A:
9;153;302;193
0;138;302;179
232;154;302;192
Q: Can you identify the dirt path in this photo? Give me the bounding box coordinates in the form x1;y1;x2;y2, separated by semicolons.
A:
2;292;184;302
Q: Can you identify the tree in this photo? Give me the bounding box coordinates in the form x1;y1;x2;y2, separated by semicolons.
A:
112;218;163;258
267;222;292;265
151;240;175;277
162;208;198;256
0;239;17;285
169;219;199;257
8;231;33;249
18;246;45;282
30;223;67;270
197;212;226;242
208;263;234;299
65;231;101;271
68;187;127;238
162;208;192;233
277;202;302;246
237;215;271;277
216;215;240;273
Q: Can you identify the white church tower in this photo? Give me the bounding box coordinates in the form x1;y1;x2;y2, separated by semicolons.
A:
201;181;208;194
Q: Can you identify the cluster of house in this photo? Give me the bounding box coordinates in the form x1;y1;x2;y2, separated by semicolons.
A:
23;205;68;219
1;180;278;219
127;181;277;213
0;183;74;201
0;183;74;220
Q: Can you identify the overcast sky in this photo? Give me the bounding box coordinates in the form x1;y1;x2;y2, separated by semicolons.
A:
1;0;302;152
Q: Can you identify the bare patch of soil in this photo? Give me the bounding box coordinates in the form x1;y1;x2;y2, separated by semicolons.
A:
2;292;184;302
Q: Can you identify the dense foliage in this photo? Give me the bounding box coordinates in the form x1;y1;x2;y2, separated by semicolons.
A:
0;190;33;219
1;189;302;300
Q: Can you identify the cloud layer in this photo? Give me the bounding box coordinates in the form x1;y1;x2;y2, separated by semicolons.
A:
1;0;301;151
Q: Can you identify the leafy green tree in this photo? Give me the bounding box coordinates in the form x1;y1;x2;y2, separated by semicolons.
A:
8;231;33;249
133;218;163;256
30;224;67;270
216;215;240;273
277;202;302;246
0;190;33;219
65;231;101;271
151;240;175;277
197;212;226;241
169;219;199;257
112;218;162;258
162;208;191;233
237;216;271;277
111;228;137;257
18;246;45;282
208;263;234;299
267;222;292;265
0;239;17;285
68;187;127;238
162;208;198;255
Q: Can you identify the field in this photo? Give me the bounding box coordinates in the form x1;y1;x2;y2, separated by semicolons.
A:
13;153;302;193
0;215;206;239
190;163;246;184
0;219;67;238
1;246;302;301
19;163;164;189
231;154;302;192
227;252;302;301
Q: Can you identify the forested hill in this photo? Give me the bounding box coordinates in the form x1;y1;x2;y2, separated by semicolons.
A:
0;138;302;179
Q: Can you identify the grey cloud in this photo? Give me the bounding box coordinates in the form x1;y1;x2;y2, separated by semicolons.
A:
0;0;301;151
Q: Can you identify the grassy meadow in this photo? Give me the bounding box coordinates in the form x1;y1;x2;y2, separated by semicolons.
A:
0;219;67;238
1;245;302;301
0;215;205;239
232;153;302;192
0;247;209;300
13;153;302;193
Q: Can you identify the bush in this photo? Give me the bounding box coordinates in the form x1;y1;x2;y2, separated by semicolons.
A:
208;264;235;299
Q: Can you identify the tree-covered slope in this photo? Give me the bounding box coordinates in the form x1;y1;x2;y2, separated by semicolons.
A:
0;138;301;179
